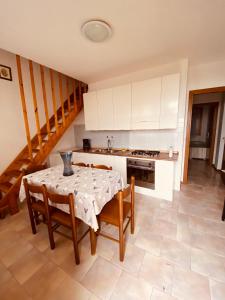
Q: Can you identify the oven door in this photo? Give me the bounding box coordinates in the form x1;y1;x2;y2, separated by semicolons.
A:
127;159;155;190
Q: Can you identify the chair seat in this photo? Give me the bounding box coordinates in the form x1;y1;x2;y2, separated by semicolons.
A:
51;208;81;228
99;198;131;226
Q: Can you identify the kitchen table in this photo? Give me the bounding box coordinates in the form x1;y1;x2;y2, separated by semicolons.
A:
19;165;124;231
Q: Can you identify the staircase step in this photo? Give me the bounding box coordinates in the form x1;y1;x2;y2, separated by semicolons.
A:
0;182;13;193
18;158;31;164
32;149;39;153
5;170;22;178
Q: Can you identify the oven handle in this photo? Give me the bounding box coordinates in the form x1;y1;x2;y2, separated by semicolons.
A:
127;164;155;171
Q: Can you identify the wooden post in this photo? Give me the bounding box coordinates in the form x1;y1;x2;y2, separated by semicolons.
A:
78;81;82;110
58;73;66;125
73;80;77;114
29;60;42;150
49;69;58;132
66;77;71;112
16;55;33;160
40;65;51;138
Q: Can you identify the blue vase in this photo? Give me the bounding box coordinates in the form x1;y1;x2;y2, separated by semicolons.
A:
59;151;74;176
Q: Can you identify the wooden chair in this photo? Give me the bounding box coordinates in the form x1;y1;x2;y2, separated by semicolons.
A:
91;164;112;170
23;178;47;234
43;187;94;265
72;162;88;167
98;176;135;261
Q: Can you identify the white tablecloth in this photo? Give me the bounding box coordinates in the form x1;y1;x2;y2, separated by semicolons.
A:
19;165;124;231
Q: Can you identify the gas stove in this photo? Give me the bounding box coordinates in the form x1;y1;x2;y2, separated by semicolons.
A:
131;150;160;157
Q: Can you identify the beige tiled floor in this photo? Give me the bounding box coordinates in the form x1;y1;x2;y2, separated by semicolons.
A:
0;160;225;299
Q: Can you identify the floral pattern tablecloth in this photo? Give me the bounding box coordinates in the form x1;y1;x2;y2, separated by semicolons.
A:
19;165;124;231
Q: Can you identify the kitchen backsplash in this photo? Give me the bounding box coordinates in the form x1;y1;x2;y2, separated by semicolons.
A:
74;125;178;151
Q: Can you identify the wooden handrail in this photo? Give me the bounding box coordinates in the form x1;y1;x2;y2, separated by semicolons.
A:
29;60;42;151
16;55;33;160
73;80;77;114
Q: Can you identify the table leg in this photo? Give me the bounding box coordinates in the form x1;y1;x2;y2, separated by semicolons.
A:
90;228;97;255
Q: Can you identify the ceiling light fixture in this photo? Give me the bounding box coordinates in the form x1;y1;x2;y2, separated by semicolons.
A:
81;20;112;43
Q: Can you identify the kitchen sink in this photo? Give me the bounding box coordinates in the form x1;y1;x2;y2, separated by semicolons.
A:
90;148;119;154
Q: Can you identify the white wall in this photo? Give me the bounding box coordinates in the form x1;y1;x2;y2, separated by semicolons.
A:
0;48;74;173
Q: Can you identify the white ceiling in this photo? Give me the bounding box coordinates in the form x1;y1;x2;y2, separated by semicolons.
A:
0;0;225;83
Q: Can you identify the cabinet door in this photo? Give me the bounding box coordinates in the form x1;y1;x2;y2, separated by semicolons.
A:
83;91;98;130
97;88;114;130
113;84;131;130
131;77;161;129
159;73;180;129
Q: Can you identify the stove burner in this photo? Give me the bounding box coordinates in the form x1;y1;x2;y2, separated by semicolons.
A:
131;150;160;157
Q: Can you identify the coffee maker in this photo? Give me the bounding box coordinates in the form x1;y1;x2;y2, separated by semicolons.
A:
83;139;91;151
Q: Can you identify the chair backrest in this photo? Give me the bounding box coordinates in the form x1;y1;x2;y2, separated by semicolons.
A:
73;162;88;167
23;178;46;205
115;176;135;202
43;187;75;221
91;164;112;170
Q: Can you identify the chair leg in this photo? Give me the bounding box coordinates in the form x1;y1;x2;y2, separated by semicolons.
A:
90;228;97;255
71;227;80;265
47;222;55;250
119;225;125;262
131;214;135;234
27;206;36;234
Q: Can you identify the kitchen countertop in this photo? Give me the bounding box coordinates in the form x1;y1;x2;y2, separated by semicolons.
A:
73;148;179;161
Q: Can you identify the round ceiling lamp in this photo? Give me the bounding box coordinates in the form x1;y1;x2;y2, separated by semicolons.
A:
81;20;112;43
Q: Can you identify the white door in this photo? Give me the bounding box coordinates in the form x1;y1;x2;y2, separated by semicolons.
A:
132;77;161;129
97;88;114;130
159;73;180;129
113;84;131;130
83;91;98;130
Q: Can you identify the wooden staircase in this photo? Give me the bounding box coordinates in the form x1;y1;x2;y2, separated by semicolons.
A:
0;55;88;217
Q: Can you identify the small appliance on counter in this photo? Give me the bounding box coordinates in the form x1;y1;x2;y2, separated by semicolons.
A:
83;139;91;151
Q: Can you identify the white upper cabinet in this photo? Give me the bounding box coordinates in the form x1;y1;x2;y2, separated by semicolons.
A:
83;73;180;131
113;84;131;130
159;73;180;129
83;91;98;130
97;88;114;130
131;77;161;129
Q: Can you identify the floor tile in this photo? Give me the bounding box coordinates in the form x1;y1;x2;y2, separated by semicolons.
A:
0;277;31;300
151;289;178;300
210;280;225;300
9;247;47;284
135;228;162;256
111;271;152;300
191;248;225;282
60;244;97;282
81;257;122;299
23;261;67;299
111;243;145;276
191;232;225;257
160;238;191;269
172;266;211;300
139;253;174;293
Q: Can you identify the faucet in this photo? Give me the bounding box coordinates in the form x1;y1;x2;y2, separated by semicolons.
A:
107;136;113;152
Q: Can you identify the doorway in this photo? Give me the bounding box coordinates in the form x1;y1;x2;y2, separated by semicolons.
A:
183;86;225;183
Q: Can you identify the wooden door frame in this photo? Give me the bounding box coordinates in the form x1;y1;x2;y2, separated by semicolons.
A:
183;86;225;184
